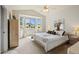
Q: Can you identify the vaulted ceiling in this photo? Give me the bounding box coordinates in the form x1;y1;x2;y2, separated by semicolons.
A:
5;5;72;11
4;5;79;16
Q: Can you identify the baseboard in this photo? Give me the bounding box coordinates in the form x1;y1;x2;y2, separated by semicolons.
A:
0;50;1;54
0;49;8;54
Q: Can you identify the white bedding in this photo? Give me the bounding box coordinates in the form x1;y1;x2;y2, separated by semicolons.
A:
33;32;69;52
34;33;62;42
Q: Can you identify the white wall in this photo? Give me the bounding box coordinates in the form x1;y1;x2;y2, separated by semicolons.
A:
46;6;79;33
5;5;79;33
5;5;47;32
6;5;79;32
12;10;46;32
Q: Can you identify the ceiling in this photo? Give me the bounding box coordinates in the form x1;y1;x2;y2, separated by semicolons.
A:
5;5;73;11
4;5;79;16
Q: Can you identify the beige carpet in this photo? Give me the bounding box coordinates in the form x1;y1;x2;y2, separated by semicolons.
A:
5;36;70;54
5;37;45;54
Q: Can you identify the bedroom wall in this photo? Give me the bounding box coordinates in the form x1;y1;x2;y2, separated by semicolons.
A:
46;6;79;33
12;10;46;32
0;6;8;53
0;6;1;53
5;5;79;33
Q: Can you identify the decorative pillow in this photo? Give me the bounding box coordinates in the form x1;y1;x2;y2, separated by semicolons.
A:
62;31;65;36
51;30;56;35
47;30;56;35
47;31;52;34
55;30;65;36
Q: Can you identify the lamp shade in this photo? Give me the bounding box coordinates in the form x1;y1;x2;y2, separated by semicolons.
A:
74;27;79;36
75;27;79;31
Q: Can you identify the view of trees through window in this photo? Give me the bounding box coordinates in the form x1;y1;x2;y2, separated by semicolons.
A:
20;16;42;30
19;15;42;38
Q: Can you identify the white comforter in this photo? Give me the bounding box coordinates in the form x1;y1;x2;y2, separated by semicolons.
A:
33;32;69;52
34;33;63;42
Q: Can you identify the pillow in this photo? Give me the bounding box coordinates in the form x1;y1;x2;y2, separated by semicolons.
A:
51;30;56;35
55;30;65;36
47;30;56;35
47;31;52;34
62;31;65;36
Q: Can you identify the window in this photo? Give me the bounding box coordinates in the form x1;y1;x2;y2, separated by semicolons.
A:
36;19;42;30
20;16;42;29
20;17;24;25
30;18;36;28
25;18;30;28
19;15;42;38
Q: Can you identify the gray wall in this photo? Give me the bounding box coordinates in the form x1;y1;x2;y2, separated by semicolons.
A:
0;6;1;53
12;10;46;32
2;6;8;53
0;6;8;53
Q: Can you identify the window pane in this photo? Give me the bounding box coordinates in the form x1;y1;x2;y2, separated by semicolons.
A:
20;17;24;25
25;18;30;28
30;18;36;28
36;19;42;29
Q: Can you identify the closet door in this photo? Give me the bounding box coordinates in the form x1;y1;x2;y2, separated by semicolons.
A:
9;20;18;48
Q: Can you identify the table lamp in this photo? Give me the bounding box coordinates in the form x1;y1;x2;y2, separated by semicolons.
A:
75;27;79;36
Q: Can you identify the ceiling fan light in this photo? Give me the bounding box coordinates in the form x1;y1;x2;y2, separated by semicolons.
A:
43;9;48;12
43;5;48;12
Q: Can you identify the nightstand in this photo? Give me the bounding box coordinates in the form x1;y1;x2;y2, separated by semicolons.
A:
68;34;79;45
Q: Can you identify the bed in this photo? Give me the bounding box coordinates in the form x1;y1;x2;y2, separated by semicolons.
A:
33;32;69;52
